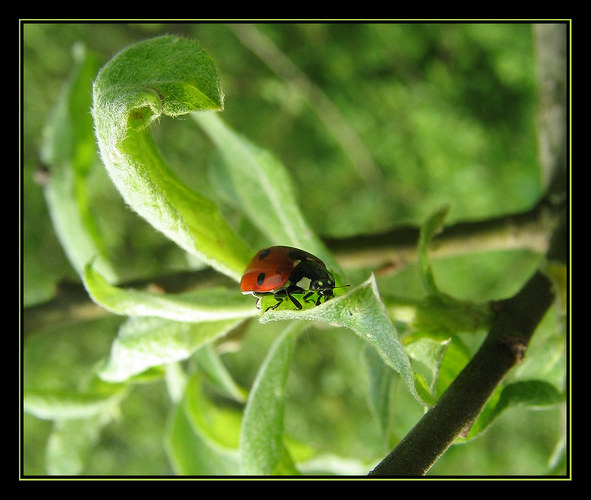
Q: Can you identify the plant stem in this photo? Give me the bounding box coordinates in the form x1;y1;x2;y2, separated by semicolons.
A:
368;270;555;476
22;201;560;337
327;196;561;273
369;24;567;476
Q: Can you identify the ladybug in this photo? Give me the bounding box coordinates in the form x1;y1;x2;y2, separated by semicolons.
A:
240;246;341;312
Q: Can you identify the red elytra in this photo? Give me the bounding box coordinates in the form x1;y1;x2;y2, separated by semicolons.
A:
240;245;339;312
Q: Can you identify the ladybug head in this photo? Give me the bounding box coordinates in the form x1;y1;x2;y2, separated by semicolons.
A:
292;260;335;292
309;274;336;297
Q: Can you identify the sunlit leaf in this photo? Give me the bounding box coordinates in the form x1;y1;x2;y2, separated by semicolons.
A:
459;380;564;442
239;322;305;475
99;316;243;383
194;112;340;274
40;44;117;282
92;35;252;281
24;386;127;421
83;261;256;322
260;275;421;404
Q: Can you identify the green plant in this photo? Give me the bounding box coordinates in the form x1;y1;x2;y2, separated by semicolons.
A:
23;26;568;477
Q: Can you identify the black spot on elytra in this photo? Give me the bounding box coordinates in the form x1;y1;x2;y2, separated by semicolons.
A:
257;272;266;285
259;248;271;260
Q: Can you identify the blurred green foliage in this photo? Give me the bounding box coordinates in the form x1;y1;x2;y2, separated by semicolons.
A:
23;22;541;305
22;22;564;476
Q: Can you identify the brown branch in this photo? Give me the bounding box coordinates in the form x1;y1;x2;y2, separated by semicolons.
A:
22;198;560;337
368;270;556;476
368;23;568;476
327;195;562;274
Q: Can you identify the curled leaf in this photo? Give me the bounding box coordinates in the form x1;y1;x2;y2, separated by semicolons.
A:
92;36;252;281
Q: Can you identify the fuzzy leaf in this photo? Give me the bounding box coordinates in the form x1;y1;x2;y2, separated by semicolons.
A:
194;112;339;273
83;261;256;322
98;316;243;383
24;386;127;421
459;380;564;442
92;35;252;281
41;44;117;282
259;275;421;404
239;322;305;475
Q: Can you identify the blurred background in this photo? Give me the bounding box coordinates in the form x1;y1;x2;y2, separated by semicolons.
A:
23;22;545;304
22;22;566;475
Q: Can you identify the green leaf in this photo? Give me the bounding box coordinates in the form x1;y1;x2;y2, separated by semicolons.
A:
194;344;248;403
459;380;564;442
83;261;257;322
183;374;242;452
239;322;305;475
413;295;492;337
260;275;422;404
165;372;241;475
164;362;188;404
166;398;239;475
92;35;252;281
98;316;244;383
363;345;397;440
406;336;451;387
431;335;473;398
24;386;127;421
418;205;450;297
413;372;437;407
40;44;117;282
412;204;494;338
194;111;339;273
45;415;107;475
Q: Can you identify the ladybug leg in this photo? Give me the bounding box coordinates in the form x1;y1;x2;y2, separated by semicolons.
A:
303;291;314;304
264;286;303;311
316;294;333;306
285;286;303;310
265;296;283;312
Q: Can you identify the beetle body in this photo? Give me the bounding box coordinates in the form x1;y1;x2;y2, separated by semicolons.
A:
240;246;337;312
